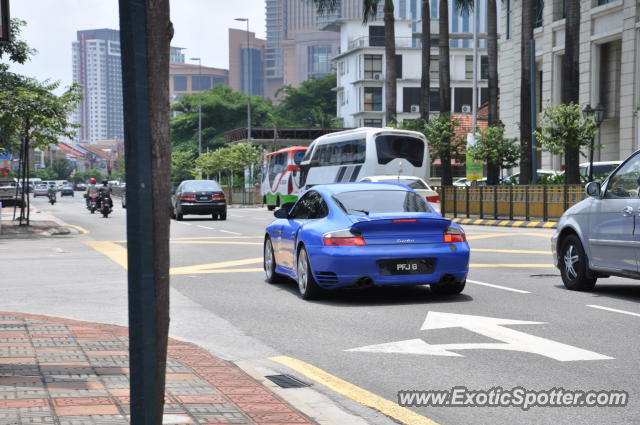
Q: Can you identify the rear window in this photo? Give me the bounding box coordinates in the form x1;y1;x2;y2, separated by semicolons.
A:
376;135;424;167
376;178;428;189
182;181;222;191
333;190;429;215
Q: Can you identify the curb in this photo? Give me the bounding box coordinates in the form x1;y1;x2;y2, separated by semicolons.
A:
448;217;557;229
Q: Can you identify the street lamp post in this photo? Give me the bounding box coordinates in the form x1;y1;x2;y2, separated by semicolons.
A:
235;17;252;203
189;57;202;157
582;103;605;182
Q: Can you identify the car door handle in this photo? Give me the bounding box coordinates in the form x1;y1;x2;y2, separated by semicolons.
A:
622;206;634;217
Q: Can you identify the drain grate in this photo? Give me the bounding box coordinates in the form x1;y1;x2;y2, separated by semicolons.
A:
265;374;311;388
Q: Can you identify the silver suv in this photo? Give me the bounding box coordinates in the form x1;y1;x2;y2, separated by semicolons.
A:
552;153;639;290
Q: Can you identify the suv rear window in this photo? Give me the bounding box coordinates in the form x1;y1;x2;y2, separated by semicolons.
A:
333;190;429;215
376;135;424;167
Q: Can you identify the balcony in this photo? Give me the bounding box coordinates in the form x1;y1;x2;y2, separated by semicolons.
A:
346;36;417;51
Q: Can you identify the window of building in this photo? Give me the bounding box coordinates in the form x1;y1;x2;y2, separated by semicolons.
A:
192;75;212;91
403;87;440;113
369;26;385;47
364;54;383;79
395;55;403;79
308;45;332;75
465;56;473;80
364;87;382;111
454;87;473;113
553;0;565;21
173;75;187;91
339;61;345;75
506;0;512;39
599;39;621;119
363;119;383;127
534;0;544;28
481;56;489;80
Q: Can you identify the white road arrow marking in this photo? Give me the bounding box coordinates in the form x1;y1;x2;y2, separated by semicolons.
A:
347;312;612;362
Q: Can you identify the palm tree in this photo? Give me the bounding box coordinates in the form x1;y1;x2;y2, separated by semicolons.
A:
420;0;431;121
311;0;396;124
486;0;500;185
563;0;580;184
519;0;534;185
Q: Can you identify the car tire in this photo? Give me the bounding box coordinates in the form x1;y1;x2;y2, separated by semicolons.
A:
219;212;227;220
267;205;276;211
176;208;183;221
430;279;466;295
212;213;218;220
559;234;596;291
264;237;285;284
297;246;323;300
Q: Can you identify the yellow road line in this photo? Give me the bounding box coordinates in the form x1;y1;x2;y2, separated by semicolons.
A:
511;221;524;227
461;218;472;224
269;356;441;425
170;241;262;246
526;221;540;227
473;248;551;254
85;241;128;269
498;220;511;226
470;263;553;268
543;222;557;228
484;220;497;225
473;219;484;225
65;224;90;235
170;258;262;275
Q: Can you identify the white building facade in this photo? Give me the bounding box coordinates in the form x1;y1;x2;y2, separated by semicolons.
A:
500;0;640;167
331;1;493;128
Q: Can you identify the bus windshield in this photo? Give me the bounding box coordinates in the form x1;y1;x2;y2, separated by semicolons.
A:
375;135;424;167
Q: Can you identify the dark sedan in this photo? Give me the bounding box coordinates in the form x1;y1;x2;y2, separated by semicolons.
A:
171;180;226;221
60;185;74;197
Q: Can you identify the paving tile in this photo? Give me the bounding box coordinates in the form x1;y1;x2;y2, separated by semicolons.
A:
0;399;48;408
235;403;294;414
0;376;41;385
46;381;104;390
166;373;199;381
94;368;129;375
54;404;120;416
175;395;227;404
0;357;36;364
52;397;114;407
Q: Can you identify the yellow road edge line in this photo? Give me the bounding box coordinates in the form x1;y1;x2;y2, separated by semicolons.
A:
470;263;554;268
473;219;484;225
269;356;441;425
484;220;497;225
170;258;262;275
84;241;128;270
65;224;90;235
511;221;524;227
461;218;472;224
473;248;552;254
498;220;511;226
543;222;557;228
526;221;540;227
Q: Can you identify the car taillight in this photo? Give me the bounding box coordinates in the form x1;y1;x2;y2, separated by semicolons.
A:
322;229;366;246
426;195;440;203
180;195;196;200
443;226;466;243
213;194;225;200
288;177;293;194
393;219;417;222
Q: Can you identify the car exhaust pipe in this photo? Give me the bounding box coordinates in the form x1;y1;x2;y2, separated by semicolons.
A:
440;274;456;284
354;277;374;288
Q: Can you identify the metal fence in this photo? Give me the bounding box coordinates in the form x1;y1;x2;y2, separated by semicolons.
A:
438;185;586;221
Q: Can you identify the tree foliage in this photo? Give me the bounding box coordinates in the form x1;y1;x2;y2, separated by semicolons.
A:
51;158;74;179
171;151;196;184
534;103;598;156
196;143;263;178
467;125;521;176
275;75;338;127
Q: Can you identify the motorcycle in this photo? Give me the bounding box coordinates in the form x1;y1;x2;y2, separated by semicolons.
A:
48;192;56;205
87;195;98;214
99;195;113;218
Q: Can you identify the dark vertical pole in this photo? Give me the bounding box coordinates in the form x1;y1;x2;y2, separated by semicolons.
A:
466;185;470;218
530;39;538;184
543;185;548;222
525;186;530;221
563;184;569;211
453;187;458;218
494;185;498;220
440;187;446;216
119;2;162;424
479;186;484;219
509;185;513;220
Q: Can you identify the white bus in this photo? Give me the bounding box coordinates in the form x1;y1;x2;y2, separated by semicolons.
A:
295;127;429;191
261;146;308;210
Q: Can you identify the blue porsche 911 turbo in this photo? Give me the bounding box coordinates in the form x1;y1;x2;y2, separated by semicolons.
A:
263;182;470;300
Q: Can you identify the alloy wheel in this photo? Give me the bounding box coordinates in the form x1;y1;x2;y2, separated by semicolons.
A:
297;251;308;294
564;245;579;280
264;240;274;279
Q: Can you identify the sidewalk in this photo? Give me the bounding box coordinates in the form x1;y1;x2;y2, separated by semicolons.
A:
0;206;72;238
0;312;316;425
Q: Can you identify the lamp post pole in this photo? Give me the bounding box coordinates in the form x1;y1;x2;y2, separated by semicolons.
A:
583;103;605;182
189;57;202;157
235;18;252;203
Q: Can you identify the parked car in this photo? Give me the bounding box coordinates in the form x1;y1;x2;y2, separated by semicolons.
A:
33;184;49;198
503;169;558;185
552;151;640;291
60;185;74;197
75;183;87;191
263;183;470;300
453;178;469;187
0;178;21;206
171;180;226;221
452;177;488;187
579;161;622;180
359;175;440;212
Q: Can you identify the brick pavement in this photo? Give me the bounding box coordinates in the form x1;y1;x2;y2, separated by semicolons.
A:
0;312;316;425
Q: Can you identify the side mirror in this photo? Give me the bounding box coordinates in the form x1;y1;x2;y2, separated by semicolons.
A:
274;208;289;219
585;181;602;198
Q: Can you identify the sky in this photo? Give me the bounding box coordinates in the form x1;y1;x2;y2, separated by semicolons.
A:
5;0;266;91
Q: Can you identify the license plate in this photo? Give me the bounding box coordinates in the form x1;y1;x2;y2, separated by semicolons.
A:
377;258;435;275
197;196;210;201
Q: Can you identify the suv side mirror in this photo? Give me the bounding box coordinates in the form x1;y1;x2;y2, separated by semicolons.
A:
585;181;602;198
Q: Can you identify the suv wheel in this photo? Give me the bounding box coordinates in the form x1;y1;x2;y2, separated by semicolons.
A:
560;234;596;291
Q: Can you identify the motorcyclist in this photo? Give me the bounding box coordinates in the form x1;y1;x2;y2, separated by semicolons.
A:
97;179;112;208
47;185;57;201
85;178;99;207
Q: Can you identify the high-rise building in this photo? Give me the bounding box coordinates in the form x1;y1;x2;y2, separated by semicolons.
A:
229;28;265;97
72;29;123;143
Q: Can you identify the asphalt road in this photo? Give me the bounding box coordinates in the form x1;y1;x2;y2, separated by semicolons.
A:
3;193;640;425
